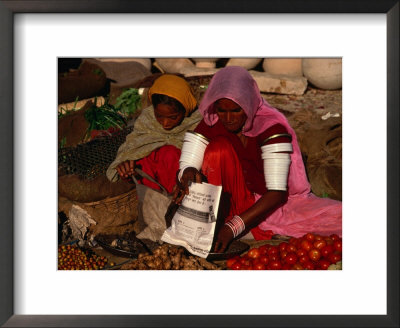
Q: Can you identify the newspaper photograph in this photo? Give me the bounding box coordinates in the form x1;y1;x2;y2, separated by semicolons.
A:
161;182;222;258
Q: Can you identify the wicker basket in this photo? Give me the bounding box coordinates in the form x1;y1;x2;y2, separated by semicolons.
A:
83;188;141;237
84;188;138;213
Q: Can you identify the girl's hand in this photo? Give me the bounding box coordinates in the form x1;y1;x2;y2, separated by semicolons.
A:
116;160;135;181
213;224;234;253
172;167;205;204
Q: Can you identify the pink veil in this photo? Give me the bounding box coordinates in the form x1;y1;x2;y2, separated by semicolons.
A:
199;66;310;196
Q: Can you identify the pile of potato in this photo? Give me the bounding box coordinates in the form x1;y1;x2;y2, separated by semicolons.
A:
121;244;220;270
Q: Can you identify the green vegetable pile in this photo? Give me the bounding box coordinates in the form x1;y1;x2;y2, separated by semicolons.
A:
114;88;142;118
84;98;127;139
83;88;142;139
58;88;143;141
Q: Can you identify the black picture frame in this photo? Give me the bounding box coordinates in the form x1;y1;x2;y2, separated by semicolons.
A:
1;1;398;327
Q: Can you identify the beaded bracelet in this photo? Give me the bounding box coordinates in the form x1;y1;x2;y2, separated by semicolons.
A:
225;215;246;238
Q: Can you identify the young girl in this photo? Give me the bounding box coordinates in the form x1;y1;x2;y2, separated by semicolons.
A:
107;74;202;193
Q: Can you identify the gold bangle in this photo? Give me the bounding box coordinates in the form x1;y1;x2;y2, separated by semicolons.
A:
263;133;292;145
186;130;210;142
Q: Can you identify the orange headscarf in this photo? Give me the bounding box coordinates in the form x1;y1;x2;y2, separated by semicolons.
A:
148;74;197;116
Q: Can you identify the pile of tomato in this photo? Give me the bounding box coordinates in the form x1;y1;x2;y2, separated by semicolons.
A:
58;244;114;270
226;233;342;270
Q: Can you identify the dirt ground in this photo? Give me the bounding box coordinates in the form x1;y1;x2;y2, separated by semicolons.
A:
264;87;341;115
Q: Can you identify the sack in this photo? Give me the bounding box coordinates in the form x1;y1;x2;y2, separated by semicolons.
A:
133;169;174;242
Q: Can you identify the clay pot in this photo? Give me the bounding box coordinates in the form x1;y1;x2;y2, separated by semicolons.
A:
225;58;262;70
262;58;303;76
302;58;342;90
192;58;218;68
154;58;194;73
96;58;152;71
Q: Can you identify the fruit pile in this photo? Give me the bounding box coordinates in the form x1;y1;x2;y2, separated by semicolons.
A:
58;244;113;270
226;233;342;270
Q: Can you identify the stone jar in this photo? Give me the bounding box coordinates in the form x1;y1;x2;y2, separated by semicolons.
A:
262;58;303;77
302;58;342;90
225;58;262;70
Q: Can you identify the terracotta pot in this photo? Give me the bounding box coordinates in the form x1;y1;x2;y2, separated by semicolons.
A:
225;58;262;70
262;58;303;76
192;58;218;68
302;58;342;90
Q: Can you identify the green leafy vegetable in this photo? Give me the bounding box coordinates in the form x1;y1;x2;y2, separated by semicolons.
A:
114;88;141;118
84;98;127;139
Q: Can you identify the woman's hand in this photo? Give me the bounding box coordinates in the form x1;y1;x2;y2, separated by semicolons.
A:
116;160;135;182
172;167;205;204
213;224;234;253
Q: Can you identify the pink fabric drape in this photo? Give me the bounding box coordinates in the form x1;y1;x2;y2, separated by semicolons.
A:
199;66;342;238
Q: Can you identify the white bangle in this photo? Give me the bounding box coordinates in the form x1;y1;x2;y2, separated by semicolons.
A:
260;142;292;191
263;153;291;191
179;132;208;172
261;142;293;154
225;215;246;238
178;165;192;182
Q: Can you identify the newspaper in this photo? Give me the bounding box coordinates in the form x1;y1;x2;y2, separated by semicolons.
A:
161;182;222;258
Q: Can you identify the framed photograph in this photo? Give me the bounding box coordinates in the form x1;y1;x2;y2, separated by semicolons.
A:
1;1;398;327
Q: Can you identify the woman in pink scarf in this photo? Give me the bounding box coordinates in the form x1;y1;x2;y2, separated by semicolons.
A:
173;66;342;253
